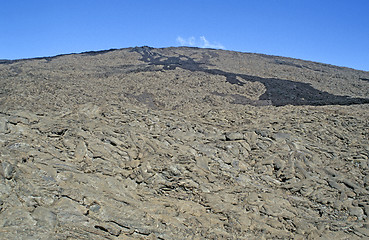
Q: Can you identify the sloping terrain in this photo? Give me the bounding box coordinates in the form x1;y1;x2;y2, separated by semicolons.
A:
0;47;369;239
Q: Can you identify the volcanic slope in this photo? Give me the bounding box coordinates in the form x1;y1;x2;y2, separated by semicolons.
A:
0;47;369;239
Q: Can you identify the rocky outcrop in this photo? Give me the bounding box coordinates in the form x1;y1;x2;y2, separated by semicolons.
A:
0;47;369;239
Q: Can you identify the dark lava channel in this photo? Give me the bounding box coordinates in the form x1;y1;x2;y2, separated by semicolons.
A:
132;47;369;107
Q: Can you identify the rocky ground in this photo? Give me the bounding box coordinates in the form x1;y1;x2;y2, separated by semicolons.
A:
0;47;369;239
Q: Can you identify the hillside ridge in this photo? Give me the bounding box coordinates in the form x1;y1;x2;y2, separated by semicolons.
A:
0;46;368;239
1;46;368;72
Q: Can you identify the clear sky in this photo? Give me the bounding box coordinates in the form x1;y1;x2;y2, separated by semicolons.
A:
1;0;368;71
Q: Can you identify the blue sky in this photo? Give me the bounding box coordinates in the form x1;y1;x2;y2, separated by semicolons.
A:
1;0;368;71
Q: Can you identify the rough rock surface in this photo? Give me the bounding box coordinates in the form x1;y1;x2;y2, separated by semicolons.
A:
0;47;369;239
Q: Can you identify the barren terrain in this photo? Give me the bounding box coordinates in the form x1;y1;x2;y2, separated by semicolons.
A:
1;47;369;239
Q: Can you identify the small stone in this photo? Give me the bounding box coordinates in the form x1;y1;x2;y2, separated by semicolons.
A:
238;161;248;172
125;160;141;169
53;197;88;223
232;160;239;168
226;144;240;157
89;203;101;212
169;165;181;175
274;158;285;170
360;204;369;217
32;206;57;228
248;192;259;203
8;116;29;125
1;161;14;180
349;206;365;220
364;175;369;187
239;140;251;152
75;141;87;161
225;132;244;141
272;132;292;141
0;118;8;133
105;224;121;236
196;156;209;171
255;130;270;138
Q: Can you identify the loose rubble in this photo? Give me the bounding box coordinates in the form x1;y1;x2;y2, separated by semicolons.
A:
0;47;369;239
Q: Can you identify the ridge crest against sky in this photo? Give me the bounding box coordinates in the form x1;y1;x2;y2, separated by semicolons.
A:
1;0;368;71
